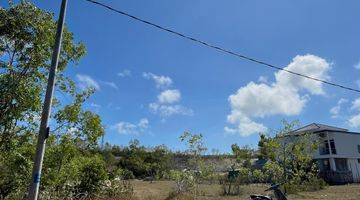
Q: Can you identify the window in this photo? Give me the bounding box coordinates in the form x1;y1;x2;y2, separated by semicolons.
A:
317;159;330;171
319;140;330;155
358;159;360;164
335;158;348;171
319;139;337;155
330;139;337;154
358;145;360;153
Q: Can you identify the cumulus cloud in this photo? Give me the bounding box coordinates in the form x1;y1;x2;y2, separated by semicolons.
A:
348;98;360;128
158;89;181;104
144;72;193;118
349;115;360;128
118;69;132;77
76;74;100;90
258;76;268;84
112;118;149;135
225;54;331;136
138;118;149;129
329;98;348;118
143;72;173;89
224;113;267;136
351;98;360;111
275;55;330;95
149;103;193;117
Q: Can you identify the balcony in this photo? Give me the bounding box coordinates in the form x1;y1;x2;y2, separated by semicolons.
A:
318;139;337;155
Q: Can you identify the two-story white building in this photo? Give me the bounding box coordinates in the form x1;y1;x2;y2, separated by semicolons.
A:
287;123;360;183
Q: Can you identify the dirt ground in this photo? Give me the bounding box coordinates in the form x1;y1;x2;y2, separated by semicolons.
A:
130;180;360;200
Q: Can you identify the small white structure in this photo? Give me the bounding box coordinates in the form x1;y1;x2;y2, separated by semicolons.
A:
288;123;360;183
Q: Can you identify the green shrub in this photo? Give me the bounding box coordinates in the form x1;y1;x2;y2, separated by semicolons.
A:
263;161;284;183
252;169;265;183
237;167;252;184
122;169;136;180
75;156;108;195
169;170;196;193
99;179;134;197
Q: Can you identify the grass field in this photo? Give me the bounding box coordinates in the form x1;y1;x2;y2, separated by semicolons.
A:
130;180;360;200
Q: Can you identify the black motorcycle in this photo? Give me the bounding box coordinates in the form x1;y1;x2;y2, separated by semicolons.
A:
250;183;287;200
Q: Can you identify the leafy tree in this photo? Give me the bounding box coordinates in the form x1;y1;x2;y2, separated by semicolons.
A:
117;140;172;179
257;133;278;161
0;2;106;198
75;156;108;195
261;120;325;193
0;1;86;150
231;144;253;168
180;131;207;169
171;132;212;196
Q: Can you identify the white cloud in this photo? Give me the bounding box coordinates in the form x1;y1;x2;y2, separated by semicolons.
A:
76;74;100;90
113;118;149;135
354;61;360;70
118;69;132;77
224;112;267;137
329;98;348;118
348;97;360;128
145;72;193;118
158;89;181;104
258;76;268;84
349;115;360;127
228;82;308;118
138;118;149;129
149;103;193;117
102;81;118;90
275;55;330;95
225;54;331;136
143;72;173;89
351;98;360;111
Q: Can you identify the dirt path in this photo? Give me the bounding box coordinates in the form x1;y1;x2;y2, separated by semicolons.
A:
131;180;360;200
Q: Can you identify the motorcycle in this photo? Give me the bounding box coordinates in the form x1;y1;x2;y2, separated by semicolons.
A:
250;183;287;200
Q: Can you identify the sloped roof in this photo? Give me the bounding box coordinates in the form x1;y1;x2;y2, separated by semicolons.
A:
291;123;348;134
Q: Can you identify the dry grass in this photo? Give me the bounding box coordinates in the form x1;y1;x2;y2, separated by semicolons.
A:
129;180;360;200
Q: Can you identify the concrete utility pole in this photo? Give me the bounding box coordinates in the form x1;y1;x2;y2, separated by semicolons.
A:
28;0;68;199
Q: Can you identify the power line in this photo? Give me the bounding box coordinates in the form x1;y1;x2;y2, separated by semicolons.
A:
84;0;360;94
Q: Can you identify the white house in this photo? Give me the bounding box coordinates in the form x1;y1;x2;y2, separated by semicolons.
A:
287;123;360;184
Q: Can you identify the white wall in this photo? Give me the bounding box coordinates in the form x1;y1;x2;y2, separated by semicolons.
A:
283;131;360;182
313;132;360;159
331;132;360;158
348;158;360;183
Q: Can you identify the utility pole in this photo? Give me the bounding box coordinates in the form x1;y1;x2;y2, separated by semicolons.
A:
28;0;68;199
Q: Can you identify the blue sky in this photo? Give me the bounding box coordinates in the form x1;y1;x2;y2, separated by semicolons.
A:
4;0;360;152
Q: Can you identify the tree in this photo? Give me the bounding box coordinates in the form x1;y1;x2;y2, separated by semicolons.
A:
0;2;106;198
168;132;209;196
0;1;86;150
258;133;277;160
261;120;325;193
117;140;172;179
231;144;253;168
180;131;207;160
